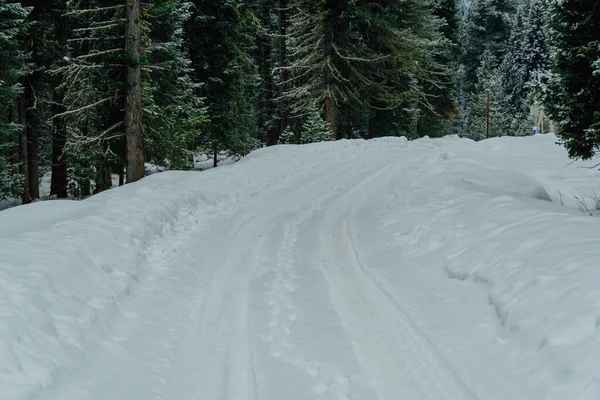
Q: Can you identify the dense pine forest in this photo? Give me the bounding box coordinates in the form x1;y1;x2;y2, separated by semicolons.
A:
0;0;598;204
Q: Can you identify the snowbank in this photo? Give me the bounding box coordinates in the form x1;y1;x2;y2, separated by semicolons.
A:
1;133;600;399
0;138;408;400
350;134;600;399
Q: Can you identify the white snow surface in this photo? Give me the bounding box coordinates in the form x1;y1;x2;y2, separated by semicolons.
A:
1;134;600;400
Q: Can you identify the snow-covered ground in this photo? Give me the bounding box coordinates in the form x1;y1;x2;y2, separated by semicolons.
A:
1;134;600;400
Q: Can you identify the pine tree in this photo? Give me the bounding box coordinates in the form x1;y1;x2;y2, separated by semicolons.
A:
467;49;509;139
143;0;207;170
279;125;295;144
276;0;289;139
460;0;514;96
282;0;355;137
459;0;514;137
544;0;600;159
14;2;74;201
0;1;30;200
56;0;202;193
299;105;334;144
498;3;528;135
284;0;447;139
50;0;69;198
186;0;261;168
253;0;280;146
124;0;144;183
365;0;441;138
500;0;549;135
416;0;461;137
56;1;132;194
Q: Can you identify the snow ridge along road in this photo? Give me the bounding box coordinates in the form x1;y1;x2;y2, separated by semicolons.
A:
2;134;600;400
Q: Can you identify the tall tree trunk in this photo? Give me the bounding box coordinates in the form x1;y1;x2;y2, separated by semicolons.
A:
51;0;69;198
51;76;68;198
22;2;51;200
25;76;40;200
323;3;338;138
262;3;278;147
486;89;490;139
80;123;91;198
18;94;31;204
125;0;144;183
81;179;91;197
51;107;68;198
368;117;376;139
213;145;218;168
118;145;125;186
278;0;288;136
94;159;112;194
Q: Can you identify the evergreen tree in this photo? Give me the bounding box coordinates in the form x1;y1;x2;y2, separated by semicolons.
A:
500;0;549;135
143;0;207;171
186;0;261;168
460;0;514;96
459;0;514;137
50;0;70;198
124;0;144;183
299;105;334;144
275;0;289;140
253;0;280;146
279;125;295;144
284;0;447;139
56;0;203;194
467;49;509;139
498;3;528;135
0;1;30;200
14;2;74;202
417;0;461;137
359;0;450;139
282;0;355;138
57;1;134;193
544;0;600;159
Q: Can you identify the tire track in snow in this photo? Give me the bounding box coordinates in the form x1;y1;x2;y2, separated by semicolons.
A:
316;161;479;400
192;160;376;400
259;168;362;399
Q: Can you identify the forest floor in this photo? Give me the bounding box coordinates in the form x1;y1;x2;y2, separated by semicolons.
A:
2;134;600;400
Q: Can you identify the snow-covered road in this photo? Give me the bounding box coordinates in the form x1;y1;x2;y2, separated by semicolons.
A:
2;135;600;400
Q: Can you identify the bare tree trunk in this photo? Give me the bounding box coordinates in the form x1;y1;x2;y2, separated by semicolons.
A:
80;123;91;197
486;89;490;139
81;179;91;197
213;145;218;168
51;95;69;198
18;94;31;204
25;76;40;200
368;114;376;139
118;152;125;186
278;0;288;137
94;160;112;194
125;0;144;183
323;3;338;138
324;92;338;138
263;15;278;147
413;108;419;140
51;0;69;198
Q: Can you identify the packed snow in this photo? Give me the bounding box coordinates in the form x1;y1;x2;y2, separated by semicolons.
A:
1;134;600;400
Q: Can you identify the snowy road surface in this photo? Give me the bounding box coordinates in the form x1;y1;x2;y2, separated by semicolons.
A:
2;135;600;400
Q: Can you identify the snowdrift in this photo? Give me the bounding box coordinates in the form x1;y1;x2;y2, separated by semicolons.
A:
1;133;600;399
0;139;408;400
